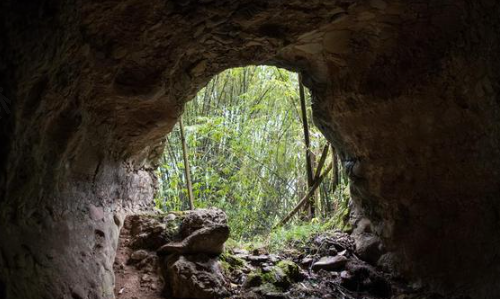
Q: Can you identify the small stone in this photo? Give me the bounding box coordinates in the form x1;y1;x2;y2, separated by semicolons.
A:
301;257;313;267
355;235;384;265
268;254;279;263
312;256;348;272
165;213;177;221
340;270;352;281
130;250;149;262
248;255;269;264
150;283;157;290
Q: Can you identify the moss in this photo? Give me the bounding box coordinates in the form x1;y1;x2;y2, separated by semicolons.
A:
261;269;282;285
276;260;300;280
220;253;246;270
257;283;280;294
244;260;301;291
220;260;232;275
244;272;264;288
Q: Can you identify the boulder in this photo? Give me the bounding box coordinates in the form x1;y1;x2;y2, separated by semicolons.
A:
128;214;181;250
163;254;229;299
243;261;302;291
341;261;392;298
355;234;384;265
158;224;229;255
179;209;228;238
312;256;348;272
158;209;230;255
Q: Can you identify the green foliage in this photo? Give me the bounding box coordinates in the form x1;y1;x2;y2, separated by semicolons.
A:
155;66;350;241
260;220;334;253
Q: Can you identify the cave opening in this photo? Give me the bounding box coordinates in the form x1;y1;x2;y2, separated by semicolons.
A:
1;1;499;299
154;65;351;243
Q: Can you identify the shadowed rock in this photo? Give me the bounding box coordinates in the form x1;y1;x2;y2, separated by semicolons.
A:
158;224;230;255
158;209;231;299
163;254;230;299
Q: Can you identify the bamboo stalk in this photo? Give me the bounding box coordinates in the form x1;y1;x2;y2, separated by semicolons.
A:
274;163;333;228
179;116;195;210
299;74;315;218
314;144;330;181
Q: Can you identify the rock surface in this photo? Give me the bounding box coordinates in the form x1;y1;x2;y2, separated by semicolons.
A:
114;214;176;299
158;224;230;255
312;256;348;272
163;254;230;299
159;209;230;299
1;1;500;299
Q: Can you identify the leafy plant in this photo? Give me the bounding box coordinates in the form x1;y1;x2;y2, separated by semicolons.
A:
155;66;350;240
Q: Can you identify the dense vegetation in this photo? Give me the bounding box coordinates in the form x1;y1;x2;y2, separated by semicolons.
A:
155;66;350;242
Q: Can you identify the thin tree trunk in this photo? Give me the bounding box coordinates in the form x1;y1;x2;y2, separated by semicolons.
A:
299;74;315;219
179;116;195;210
275;163;333;228
331;146;340;212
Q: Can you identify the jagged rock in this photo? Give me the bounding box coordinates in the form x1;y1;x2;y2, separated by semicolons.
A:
377;252;398;274
179;209;228;238
301;257;313;267
163;254;229;299
158;209;230;255
158;224;229;255
136;255;158;272
243;261;302;292
342;261;392;298
157;209;232;299
355;234;384;265
312;256;348;272
128;214;180;250
3;1;500;298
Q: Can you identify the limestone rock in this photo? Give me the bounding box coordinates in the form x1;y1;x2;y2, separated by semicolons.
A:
163;254;229;299
158;209;230;255
341;261;392;298
312;256;348;272
158;224;230;255
128;214;180;250
180;209;228;238
355;234;384;265
129;249;149;263
2;0;500;298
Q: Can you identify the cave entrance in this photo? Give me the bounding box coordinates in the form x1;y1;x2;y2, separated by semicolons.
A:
154;66;350;245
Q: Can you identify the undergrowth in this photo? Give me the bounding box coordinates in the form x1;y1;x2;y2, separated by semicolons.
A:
226;203;351;253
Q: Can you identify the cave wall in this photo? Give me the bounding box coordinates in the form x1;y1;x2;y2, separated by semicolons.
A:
0;0;499;299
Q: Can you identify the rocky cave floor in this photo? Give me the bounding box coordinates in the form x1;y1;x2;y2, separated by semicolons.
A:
113;210;459;299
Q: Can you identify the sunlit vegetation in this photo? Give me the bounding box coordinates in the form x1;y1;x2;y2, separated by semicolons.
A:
155;66;350;242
